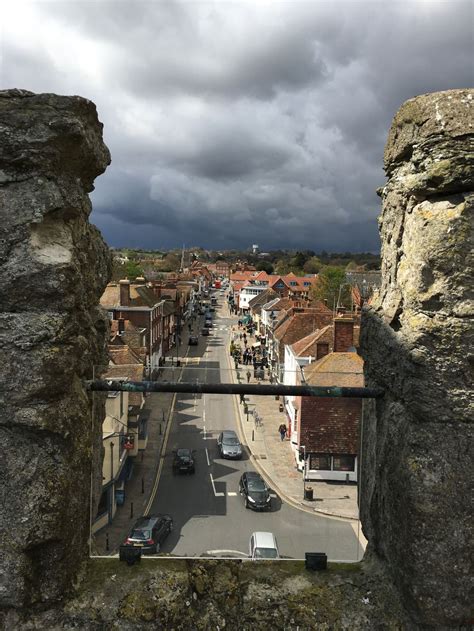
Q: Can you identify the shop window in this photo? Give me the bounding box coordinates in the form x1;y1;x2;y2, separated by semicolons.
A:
333;455;355;471
310;454;331;470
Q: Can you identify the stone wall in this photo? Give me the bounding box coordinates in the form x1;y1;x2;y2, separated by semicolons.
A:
0;90;112;607
360;89;473;626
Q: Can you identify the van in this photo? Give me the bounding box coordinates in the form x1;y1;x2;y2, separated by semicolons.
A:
249;531;280;560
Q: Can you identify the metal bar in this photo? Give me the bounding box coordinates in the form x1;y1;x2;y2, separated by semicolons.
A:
85;380;383;399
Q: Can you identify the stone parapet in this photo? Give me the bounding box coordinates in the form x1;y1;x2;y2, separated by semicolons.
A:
360;89;473;626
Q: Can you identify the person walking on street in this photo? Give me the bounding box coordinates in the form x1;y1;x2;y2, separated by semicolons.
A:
278;423;287;441
246;370;251;384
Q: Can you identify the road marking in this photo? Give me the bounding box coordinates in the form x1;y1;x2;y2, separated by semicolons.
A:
205;448;210;466
144;341;191;514
227;491;238;497
209;473;225;497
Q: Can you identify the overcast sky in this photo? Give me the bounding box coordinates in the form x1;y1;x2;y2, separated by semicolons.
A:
2;1;473;252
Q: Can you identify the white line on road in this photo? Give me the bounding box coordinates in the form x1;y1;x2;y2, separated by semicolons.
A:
209;473;225;497
205;448;210;466
227;492;238;497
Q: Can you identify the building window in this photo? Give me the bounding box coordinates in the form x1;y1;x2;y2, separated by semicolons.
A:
333;455;355;471
303;282;310;286
310;454;331;470
290;281;297;286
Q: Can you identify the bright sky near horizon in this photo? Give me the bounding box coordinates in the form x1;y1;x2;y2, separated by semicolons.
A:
2;1;473;252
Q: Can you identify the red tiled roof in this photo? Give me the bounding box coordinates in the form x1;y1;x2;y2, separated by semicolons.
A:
274;312;333;346
291;325;333;356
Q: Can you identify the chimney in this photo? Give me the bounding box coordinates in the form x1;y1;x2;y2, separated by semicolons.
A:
118;318;125;335
333;317;354;353
119;279;130;306
316;342;329;360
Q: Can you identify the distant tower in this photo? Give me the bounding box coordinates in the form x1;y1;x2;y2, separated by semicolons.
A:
252;244;259;255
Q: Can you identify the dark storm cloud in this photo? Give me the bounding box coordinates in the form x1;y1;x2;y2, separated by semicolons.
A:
3;0;473;252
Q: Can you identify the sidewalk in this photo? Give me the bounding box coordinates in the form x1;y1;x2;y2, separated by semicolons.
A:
91;327;195;556
229;325;361;522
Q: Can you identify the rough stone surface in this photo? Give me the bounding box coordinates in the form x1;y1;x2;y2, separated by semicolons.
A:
0;558;411;630
360;89;474;627
0;90;112;607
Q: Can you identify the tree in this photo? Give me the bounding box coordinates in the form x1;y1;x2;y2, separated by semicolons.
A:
310;265;351;308
274;259;290;275
291;251;308;270
256;261;274;274
303;256;322;274
123;260;144;280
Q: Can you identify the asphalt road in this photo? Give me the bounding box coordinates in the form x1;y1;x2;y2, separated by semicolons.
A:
150;295;364;561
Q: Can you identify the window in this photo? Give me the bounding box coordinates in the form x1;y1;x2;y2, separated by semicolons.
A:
333;455;355;471
310;454;331;470
303;282;310;286
290;281;297;286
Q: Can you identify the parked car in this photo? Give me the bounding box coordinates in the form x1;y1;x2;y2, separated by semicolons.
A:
209;306;216;312
172;448;195;474
249;531;280;560
205;320;213;328
201;327;210;336
239;471;271;510
124;514;173;554
217;430;242;459
188;335;199;346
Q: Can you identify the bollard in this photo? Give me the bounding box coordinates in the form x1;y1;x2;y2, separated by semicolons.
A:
130;502;134;519
252;430;254;442
159;423;162;435
105;533;110;552
141;477;144;494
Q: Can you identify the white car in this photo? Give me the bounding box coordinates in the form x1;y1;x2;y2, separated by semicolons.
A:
249;531;280;560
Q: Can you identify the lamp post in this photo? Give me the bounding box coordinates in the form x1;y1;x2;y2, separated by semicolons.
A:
301;445;307;498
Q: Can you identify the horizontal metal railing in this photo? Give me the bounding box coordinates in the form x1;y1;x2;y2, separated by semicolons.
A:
85;380;383;399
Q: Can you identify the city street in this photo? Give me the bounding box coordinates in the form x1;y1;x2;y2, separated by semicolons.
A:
148;296;364;560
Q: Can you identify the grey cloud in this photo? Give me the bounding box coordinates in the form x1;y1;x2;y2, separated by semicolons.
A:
4;0;473;254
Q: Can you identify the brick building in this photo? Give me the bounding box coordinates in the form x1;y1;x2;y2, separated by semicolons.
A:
100;279;164;377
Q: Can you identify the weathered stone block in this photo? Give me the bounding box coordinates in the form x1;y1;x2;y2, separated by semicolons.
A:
0;90;112;607
360;88;474;626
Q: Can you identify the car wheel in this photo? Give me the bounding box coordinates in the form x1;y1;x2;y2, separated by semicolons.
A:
155;542;160;554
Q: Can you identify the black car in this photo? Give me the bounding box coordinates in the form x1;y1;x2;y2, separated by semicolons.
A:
239;471;271;510
188;335;199;346
124;514;173;553
201;327;210;336
172;448;195;474
205;319;213;328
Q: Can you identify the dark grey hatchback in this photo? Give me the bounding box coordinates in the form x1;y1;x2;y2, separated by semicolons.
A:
239;471;271;510
124;514;173;553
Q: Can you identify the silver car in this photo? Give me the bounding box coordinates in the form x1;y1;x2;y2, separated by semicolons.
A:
217;430;242;459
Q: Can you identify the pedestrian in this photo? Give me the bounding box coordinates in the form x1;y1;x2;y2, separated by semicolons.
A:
238;319;242;327
239;393;245;404
239;333;242;341
278;424;287;441
246;370;251;384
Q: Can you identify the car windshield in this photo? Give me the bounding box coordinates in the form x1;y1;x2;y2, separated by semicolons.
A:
248;480;266;492
177;449;190;458
130;529;151;540
223;436;239;446
255;547;278;559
